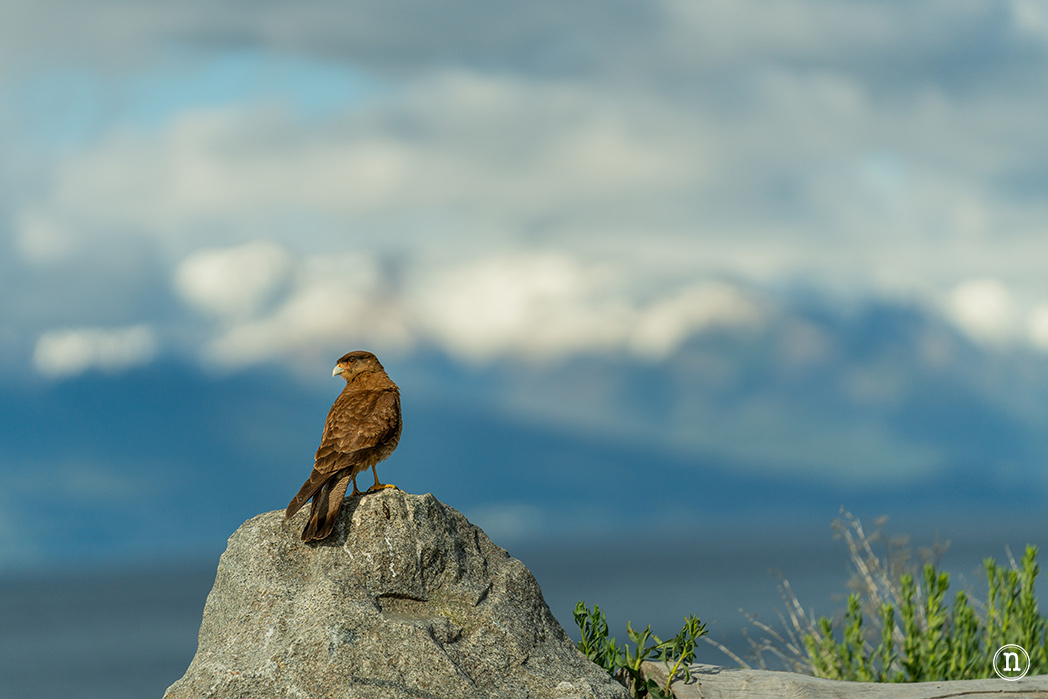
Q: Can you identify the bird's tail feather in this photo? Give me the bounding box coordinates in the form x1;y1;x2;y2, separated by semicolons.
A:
300;472;353;541
286;469;326;520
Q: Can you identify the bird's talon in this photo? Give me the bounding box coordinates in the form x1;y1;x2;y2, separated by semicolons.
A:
367;483;397;494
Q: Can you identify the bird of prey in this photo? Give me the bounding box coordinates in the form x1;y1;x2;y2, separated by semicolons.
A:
286;350;402;541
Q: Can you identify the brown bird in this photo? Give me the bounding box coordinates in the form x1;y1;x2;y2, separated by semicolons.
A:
286;350;402;541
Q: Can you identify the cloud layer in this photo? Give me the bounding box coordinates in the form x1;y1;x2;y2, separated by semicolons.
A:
32;325;157;378
168;242;767;369
5;0;1048;376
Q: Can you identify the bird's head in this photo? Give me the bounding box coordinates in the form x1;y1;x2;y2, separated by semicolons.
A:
332;350;383;381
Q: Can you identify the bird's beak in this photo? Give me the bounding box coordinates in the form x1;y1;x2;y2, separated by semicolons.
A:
332;365;344;377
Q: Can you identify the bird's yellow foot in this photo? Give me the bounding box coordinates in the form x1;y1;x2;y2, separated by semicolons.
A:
366;483;397;494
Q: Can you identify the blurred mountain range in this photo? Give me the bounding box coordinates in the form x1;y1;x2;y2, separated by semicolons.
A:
2;286;1046;571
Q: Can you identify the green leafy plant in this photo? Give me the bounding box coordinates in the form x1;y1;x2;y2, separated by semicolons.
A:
660;615;708;693
573;601;619;676
735;510;1048;682
573;601;708;698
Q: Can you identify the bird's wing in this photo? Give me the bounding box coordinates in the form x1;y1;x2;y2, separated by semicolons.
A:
313;387;401;473
285;387;401;521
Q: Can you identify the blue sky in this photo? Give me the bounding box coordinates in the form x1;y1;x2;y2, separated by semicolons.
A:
8;50;378;146
4;0;1048;573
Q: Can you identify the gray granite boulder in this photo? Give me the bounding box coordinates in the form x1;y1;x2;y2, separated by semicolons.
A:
163;489;628;699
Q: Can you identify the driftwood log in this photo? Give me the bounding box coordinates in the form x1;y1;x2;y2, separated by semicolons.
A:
641;662;1048;699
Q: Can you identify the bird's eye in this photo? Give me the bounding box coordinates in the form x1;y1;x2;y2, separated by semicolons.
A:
346;357;356;363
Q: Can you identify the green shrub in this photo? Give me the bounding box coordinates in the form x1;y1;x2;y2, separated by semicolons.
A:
573;601;707;698
746;511;1047;681
575;512;1045;688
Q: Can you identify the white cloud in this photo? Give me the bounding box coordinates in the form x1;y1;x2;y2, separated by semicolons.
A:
1028;305;1048;351
1011;0;1048;41
14;210;77;263
946;278;1014;345
408;255;766;363
171;247;769;368
195;252;411;369
23;69;697;250
174;240;292;319
32;325;157;378
409;254;629;363
629;282;764;359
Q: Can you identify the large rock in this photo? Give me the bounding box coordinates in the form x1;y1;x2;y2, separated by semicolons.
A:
164;489;629;699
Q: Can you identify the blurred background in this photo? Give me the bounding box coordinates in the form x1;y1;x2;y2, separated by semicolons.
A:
3;1;1048;696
